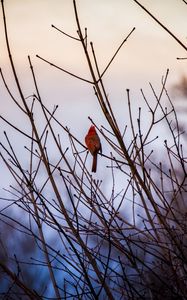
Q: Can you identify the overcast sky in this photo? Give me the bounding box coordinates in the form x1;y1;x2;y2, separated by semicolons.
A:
0;1;186;98
0;0;186;188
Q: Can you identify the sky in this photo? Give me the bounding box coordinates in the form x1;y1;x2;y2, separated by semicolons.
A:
0;4;187;297
0;1;186;99
0;0;187;189
0;1;186;108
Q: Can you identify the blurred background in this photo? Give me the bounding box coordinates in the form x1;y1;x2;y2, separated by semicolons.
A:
0;0;186;189
0;1;187;298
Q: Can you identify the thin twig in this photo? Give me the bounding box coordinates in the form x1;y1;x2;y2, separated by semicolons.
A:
133;0;187;52
36;54;93;84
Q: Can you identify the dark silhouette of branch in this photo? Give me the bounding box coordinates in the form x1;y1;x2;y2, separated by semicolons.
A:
133;0;187;52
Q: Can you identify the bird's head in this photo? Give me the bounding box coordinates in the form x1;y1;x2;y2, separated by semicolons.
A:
88;125;96;135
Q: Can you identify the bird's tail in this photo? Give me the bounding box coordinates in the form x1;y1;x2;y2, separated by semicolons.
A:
92;153;97;172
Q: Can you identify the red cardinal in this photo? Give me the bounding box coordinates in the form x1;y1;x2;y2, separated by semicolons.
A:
85;125;101;172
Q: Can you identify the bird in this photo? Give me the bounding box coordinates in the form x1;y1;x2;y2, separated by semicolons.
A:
85;125;101;172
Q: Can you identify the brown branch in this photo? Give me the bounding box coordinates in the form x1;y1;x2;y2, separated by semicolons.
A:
100;27;136;79
133;0;187;52
36;54;93;84
0;262;42;300
51;24;81;41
